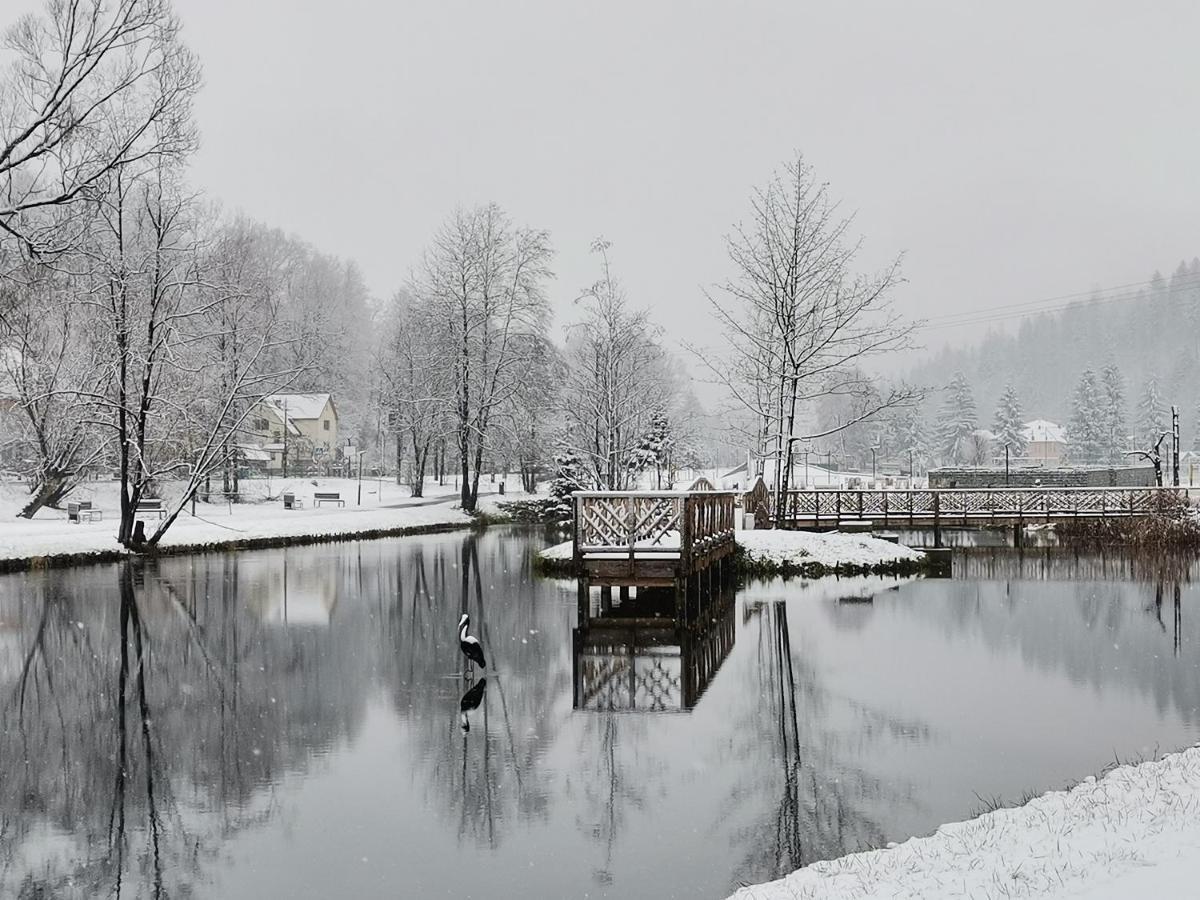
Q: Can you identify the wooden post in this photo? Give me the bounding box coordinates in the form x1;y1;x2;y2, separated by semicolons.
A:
681;495;693;574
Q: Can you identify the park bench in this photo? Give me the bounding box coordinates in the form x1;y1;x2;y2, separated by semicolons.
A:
313;491;344;508
283;492;304;510
135;498;166;519
67;501;102;524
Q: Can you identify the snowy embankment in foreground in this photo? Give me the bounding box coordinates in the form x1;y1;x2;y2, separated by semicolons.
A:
538;529;923;572
0;478;529;565
731;744;1200;900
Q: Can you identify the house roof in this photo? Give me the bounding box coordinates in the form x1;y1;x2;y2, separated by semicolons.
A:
235;445;273;462
1021;419;1066;444
266;393;333;422
255;402;302;436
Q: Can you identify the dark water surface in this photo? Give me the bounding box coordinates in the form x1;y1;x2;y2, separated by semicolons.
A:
1;530;1198;899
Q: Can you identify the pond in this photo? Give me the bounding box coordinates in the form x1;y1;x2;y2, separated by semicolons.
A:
0;529;1198;899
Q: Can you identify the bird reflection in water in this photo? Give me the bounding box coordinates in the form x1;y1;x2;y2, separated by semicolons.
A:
459;677;487;733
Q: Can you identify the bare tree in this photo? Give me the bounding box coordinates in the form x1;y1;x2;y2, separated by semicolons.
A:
416;204;553;511
700;154;920;514
560;240;673;489
0;254;109;516
78;166;312;549
378;290;452;496
0;0;199;251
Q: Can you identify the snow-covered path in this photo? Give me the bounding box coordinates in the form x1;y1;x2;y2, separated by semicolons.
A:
730;744;1200;900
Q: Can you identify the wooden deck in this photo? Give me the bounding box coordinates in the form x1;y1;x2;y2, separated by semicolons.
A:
573;486;737;582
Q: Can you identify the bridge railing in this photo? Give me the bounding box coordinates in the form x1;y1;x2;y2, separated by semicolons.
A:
769;486;1189;526
573;489;737;564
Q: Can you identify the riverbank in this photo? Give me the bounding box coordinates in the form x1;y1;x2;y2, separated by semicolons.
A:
0;478;531;572
730;743;1200;900
537;528;926;577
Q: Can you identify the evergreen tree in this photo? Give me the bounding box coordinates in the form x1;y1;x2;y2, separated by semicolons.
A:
937;372;977;464
628;410;674;488
1099;363;1127;464
1068;369;1105;463
991;384;1026;459
549;448;587;518
1136;374;1168;452
884;406;927;473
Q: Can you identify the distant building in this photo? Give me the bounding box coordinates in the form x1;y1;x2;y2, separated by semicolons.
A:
244;393;339;473
1020;419;1067;464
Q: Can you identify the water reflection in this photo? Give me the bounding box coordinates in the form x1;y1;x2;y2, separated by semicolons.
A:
0;533;1198;899
459;678;487;732
573;563;737;712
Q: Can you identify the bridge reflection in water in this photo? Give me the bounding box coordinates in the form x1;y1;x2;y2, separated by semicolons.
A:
572;558;736;712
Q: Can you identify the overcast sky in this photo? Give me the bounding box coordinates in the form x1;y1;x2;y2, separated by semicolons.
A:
175;0;1200;363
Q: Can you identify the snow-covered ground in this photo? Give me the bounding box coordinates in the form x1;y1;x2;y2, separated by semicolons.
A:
538;529;923;570
737;529;924;569
730;743;1200;900
0;477;529;563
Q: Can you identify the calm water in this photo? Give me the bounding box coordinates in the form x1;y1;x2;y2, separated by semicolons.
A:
1;530;1198;899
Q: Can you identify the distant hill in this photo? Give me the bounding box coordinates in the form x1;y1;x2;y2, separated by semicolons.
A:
909;259;1200;446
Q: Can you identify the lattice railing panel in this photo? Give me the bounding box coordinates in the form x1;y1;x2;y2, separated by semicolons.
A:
775;487;1188;523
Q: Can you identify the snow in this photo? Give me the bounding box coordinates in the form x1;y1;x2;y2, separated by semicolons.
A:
264;392;332;421
539;529;922;569
0;478;532;563
539;539;574;561
1021;418;1067;444
737;529;924;569
730;743;1200;900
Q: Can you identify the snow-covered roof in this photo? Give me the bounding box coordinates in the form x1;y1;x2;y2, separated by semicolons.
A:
266;393;333;422
235;445;272;462
1021;419;1066;444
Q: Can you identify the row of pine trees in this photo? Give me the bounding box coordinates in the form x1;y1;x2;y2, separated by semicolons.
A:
933;365;1180;466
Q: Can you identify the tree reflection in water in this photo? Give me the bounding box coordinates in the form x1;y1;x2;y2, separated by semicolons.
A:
0;550;372;898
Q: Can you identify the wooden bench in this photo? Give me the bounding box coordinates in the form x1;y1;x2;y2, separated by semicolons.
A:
67;501;102;524
313;491;344;508
283;492;304;510
135;498;166;519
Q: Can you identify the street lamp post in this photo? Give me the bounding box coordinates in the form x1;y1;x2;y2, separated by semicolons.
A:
870;446;878;485
1005;444;1010;486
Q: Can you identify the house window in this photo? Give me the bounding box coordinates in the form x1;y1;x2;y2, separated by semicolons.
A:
323;420;330;431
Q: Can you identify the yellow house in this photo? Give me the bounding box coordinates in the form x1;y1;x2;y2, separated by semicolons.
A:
245;393;339;473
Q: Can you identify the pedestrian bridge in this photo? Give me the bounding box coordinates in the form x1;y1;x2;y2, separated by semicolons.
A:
742;480;1190;530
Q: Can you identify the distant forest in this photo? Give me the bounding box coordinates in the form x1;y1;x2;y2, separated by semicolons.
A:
909;259;1200;456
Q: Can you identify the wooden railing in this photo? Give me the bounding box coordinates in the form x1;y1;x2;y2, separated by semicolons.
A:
573;489;736;566
763;486;1189;527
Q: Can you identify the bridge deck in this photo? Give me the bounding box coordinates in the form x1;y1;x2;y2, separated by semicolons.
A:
751;485;1189;529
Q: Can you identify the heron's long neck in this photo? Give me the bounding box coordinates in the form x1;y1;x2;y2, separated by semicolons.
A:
460;622;468;641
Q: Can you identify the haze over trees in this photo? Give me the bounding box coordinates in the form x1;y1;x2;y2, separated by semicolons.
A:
910;260;1200;453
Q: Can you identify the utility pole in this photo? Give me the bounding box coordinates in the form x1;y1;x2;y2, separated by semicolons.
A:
1005;444;1010;486
281;399;289;478
1172;405;1180;487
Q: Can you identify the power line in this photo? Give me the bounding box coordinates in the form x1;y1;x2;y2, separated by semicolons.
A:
916;273;1200;332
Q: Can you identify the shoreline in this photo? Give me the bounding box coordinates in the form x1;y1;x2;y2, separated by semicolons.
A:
729;742;1200;900
8;518;484;575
